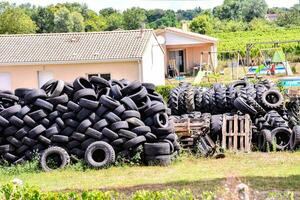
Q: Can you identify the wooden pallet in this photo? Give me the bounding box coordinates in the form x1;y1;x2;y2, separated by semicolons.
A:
221;114;252;152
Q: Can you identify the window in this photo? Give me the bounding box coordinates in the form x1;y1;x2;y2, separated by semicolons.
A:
87;73;111;81
0;73;11;90
100;73;111;81
38;71;53;88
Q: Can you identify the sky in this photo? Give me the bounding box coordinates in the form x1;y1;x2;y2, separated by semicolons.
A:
8;0;299;11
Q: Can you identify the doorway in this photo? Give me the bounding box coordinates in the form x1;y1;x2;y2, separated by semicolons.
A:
169;50;185;73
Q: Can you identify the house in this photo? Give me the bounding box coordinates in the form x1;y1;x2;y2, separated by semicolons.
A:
0;29;165;90
156;27;218;76
265;14;278;22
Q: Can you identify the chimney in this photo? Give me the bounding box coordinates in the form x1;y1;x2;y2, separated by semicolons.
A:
138;22;146;38
181;21;189;32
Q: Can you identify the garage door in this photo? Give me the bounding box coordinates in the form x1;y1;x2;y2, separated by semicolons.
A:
0;73;12;90
38;71;54;88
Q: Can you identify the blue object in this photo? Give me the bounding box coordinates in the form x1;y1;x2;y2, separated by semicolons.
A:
279;77;300;87
248;65;286;74
175;76;185;81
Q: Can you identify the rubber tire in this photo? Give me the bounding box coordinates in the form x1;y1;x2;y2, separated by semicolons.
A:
40;146;70;172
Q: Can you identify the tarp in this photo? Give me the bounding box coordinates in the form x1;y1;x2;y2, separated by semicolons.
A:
272;50;286;63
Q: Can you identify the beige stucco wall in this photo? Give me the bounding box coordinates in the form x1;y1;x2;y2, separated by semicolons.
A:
0;61;139;90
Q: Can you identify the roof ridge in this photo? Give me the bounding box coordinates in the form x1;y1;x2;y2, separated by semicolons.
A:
0;29;154;37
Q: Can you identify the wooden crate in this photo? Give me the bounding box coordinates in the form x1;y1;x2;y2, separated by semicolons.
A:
221;114;252;152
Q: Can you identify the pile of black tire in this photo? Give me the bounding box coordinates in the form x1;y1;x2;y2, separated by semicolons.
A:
0;77;179;170
168;79;300;151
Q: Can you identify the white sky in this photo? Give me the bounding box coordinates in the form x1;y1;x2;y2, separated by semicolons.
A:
8;0;299;11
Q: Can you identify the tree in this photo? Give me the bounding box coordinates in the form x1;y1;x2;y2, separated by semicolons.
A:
53;6;73;32
189;14;213;34
242;0;268;22
71;11;84;32
0;7;36;34
84;10;107;32
0;2;10;14
276;5;300;27
147;9;178;29
99;7;117;17
31;7;55;33
105;12;123;31
123;7;146;30
176;7;202;21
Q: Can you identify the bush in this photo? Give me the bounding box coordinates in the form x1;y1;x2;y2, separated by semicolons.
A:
155;85;175;102
0;183;196;200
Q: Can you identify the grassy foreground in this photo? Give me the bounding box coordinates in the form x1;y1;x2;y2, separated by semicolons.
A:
0;152;299;194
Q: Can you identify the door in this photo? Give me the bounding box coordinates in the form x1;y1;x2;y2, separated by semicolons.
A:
0;73;11;90
169;50;185;73
38;71;54;88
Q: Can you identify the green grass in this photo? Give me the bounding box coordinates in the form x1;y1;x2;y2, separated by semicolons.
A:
0;152;299;194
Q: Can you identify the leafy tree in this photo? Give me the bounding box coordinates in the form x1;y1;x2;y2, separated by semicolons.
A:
99;7;117;17
123;7;146;30
0;1;10;14
53;6;73;32
105;12;123;31
276;4;300;27
71;11;84;32
146;9;165;23
147;10;178;29
189;14;213;34
176;7;202;21
84;10;107;32
0;7;36;34
242;0;268;22
31;7;54;33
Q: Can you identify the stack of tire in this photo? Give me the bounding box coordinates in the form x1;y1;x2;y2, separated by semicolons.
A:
0;77;179;170
168;79;300;151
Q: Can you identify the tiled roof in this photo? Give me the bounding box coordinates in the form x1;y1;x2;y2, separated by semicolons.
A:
0;29;154;65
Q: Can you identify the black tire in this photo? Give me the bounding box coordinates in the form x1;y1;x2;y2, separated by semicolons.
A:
15;126;30;139
16;106;31;118
61;127;74;136
290;125;300;150
110;121;129;131
67;101;81;112
93;119;109;131
0;105;21;118
65;119;79;128
185;87;195;113
210;114;223;142
38;135;51;145
111;138;127;147
81;138;96;150
51;135;69;143
28;109;47;121
24;89;47;104
85;127;103;140
104;112;121;123
144;142;171;156
126;117;145;127
145;132;157;142
110;85;123;100
102;128;119;140
56;104;68;113
45;126;59;138
0;144;15;153
168;87;180;115
22;137;37;146
77;119;92;133
142;82;155;93
261;90;283;109
121;81;141;95
153;112;169;128
9;116;24;128
33;98;54;111
71;132;86;141
28;125;46;138
132;126;151;135
129;86;147;102
145;155;171;166
76;108;92;121
123;135;146;150
271;127;292;150
121;110;141;120
40;146;70;172
120;97;138;110
47;94;69;105
84;141;115;168
234;97;257;115
7;136;22;148
247;97;266;115
73;77;93;91
144;103;166;117
48;111;61;122
73;88;96;102
118;129;137;139
89;76;110;88
79;98;99;110
100;95;121;110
